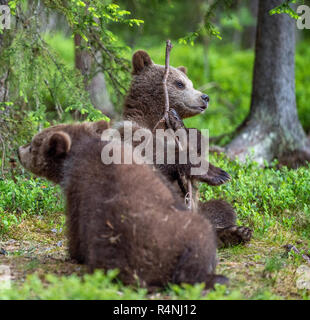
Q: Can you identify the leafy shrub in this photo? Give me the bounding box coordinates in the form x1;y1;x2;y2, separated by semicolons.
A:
0;269;244;300
0;177;63;234
201;155;310;237
0;270;147;300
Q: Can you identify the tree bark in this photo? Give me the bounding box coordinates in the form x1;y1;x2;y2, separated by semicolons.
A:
74;34;115;118
0;0;8;56
0;0;9;104
225;0;310;167
241;0;258;49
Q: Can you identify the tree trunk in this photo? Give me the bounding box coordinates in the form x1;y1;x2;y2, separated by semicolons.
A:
74;34;115;118
0;0;9;104
241;0;258;49
225;0;310;167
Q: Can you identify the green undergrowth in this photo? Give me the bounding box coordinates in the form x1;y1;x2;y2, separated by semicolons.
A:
1;155;310;299
0;270;244;300
0;176;63;235
202;155;310;239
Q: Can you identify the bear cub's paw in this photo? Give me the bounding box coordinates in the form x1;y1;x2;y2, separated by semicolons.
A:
217;225;253;248
168;109;185;130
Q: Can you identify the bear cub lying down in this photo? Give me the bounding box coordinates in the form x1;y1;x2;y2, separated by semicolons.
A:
18;121;227;289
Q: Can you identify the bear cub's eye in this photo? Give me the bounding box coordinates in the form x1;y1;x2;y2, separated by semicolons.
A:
175;81;185;89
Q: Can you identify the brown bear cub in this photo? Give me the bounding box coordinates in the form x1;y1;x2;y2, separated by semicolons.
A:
18;121;227;289
122;50;252;247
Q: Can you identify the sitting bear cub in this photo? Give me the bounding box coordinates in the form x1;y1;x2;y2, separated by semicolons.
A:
121;50;252;247
18;121;227;289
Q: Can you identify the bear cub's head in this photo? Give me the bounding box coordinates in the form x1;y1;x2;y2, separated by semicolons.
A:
18;121;109;183
127;50;209;120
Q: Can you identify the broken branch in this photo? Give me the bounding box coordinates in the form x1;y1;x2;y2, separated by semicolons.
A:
185;179;193;210
153;40;173;131
154;40;192;208
163;39;173;126
284;244;310;265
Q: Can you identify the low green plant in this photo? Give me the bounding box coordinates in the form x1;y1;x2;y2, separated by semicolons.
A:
0;176;63;234
201;154;310;237
0;269;246;300
264;254;286;273
0;270;147;300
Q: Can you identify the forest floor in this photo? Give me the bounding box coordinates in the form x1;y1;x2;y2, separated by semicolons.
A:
1;211;309;300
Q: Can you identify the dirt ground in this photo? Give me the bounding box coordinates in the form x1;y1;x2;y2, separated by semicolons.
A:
0;213;309;299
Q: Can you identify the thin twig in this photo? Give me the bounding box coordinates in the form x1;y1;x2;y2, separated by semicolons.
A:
89;31;131;73
284;244;310;265
163;40;173;126
186;179;193;210
153;40;173;131
154;40;192;207
153;41;183;153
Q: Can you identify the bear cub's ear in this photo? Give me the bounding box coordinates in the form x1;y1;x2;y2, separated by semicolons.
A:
132;50;153;75
46;131;72;157
177;66;187;75
92;120;110;135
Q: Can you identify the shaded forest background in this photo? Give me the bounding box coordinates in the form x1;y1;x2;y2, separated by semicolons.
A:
1;0;310;169
1;0;310;300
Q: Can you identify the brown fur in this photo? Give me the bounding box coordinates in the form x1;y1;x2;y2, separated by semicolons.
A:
198;200;252;248
123;50;229;189
18;122;227;289
121;50;252;246
113;119;252;247
124;50;209;130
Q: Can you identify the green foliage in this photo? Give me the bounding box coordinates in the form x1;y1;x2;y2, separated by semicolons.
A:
0;268;288;300
0;177;62;234
44;0;143;106
43;32;75;68
0;270;246;300
295;42;310;132
251;290;283;300
0;0;144;175
168;283;243;300
0;270;147;300
2;0;310;301
264;254;286;273
114;0;204;46
5;30;101;122
2;1;109;123
269;0;300;19
201;155;310;237
179;0;233;44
